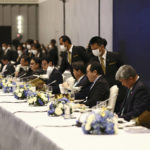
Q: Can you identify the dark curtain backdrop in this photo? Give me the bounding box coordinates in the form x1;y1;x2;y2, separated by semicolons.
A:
113;0;150;87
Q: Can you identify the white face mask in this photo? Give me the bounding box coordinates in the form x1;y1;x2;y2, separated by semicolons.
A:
31;50;37;55
2;47;6;51
27;44;31;50
18;50;22;55
92;49;101;57
49;45;52;49
60;45;67;52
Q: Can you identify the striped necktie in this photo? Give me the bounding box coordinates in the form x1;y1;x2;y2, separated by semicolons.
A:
68;51;72;64
100;56;106;74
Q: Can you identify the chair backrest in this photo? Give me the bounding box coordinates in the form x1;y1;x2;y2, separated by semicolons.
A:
107;85;119;112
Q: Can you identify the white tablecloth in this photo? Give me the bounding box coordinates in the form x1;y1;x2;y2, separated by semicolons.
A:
0;93;150;150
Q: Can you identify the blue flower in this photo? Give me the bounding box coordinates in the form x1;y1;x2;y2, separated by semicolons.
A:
48;108;55;115
105;122;115;134
82;126;89;134
37;98;44;106
58;97;69;103
14;95;19;99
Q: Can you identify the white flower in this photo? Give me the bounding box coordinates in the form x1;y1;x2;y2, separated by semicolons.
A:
8;83;12;87
85;123;91;131
58;103;63;109
20;89;24;92
55;107;63;116
18;92;22;97
28;98;34;104
15;89;19;93
33;97;37;102
85;114;96;131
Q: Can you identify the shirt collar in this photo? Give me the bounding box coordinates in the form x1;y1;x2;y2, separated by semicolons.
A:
93;75;101;84
130;75;140;90
101;50;107;60
77;75;84;83
69;45;73;53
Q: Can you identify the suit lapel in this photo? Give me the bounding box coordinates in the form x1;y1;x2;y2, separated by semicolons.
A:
106;52;111;75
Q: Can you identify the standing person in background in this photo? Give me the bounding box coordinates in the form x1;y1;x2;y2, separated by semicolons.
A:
16;45;24;64
48;39;58;66
59;35;88;76
89;36;126;112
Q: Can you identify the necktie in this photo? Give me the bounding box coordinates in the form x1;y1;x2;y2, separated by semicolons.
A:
100;56;106;74
121;89;131;116
68;51;72;64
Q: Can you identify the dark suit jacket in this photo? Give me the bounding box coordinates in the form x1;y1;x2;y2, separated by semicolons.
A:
0;49;4;60
59;46;87;74
74;75;92;100
90;51;126;112
90;51;123;86
83;76;110;108
48;46;58;66
46;68;63;94
2;63;15;77
119;78;150;121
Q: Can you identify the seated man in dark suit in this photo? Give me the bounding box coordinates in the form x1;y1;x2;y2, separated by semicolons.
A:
116;65;150;121
1;55;15;77
71;61;92;99
59;35;88;75
42;57;63;94
83;61;110;108
22;57;45;81
15;55;30;78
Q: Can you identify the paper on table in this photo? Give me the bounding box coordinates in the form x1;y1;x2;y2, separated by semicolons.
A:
124;126;150;134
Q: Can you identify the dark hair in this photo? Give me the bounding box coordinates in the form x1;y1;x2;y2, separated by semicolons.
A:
89;61;103;75
89;36;107;47
72;61;86;74
59;35;72;44
31;57;41;67
42;56;54;65
50;39;56;45
17;44;23;49
26;39;34;45
1;55;8;61
21;55;30;63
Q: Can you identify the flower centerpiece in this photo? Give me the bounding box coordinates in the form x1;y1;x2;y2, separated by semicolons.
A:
14;84;29;100
27;91;49;106
1;79;16;93
82;108;117;135
48;97;72;116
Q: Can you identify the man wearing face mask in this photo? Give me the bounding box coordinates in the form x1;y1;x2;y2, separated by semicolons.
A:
24;39;34;57
58;35;88;76
89;36;126;112
42;56;63;94
1;43;13;61
16;45;24;64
